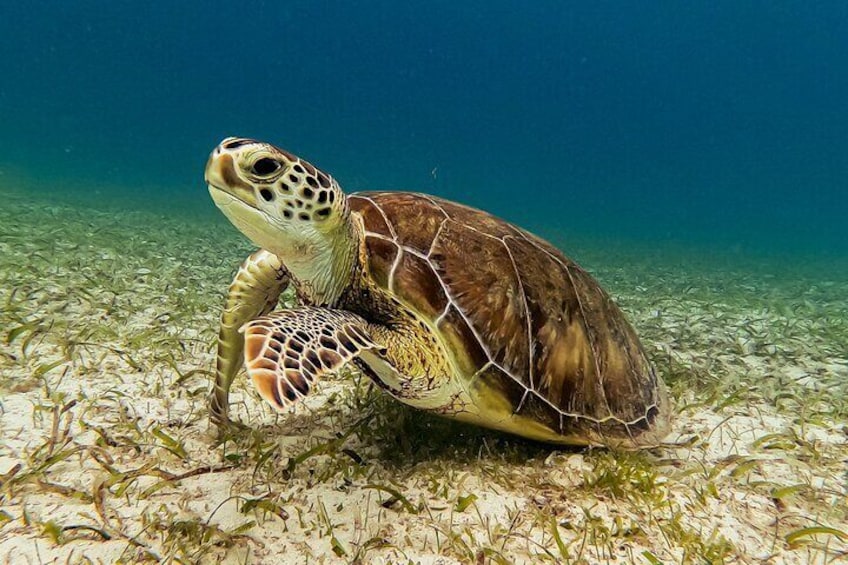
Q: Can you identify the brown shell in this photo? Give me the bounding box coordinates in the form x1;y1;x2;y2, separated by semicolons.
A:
348;191;668;445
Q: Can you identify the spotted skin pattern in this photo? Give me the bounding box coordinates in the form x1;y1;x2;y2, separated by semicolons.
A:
220;137;343;225
242;307;384;410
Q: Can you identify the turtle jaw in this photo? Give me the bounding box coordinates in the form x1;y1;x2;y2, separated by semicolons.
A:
205;151;259;209
208;182;288;254
209;180;358;305
205;143;291;254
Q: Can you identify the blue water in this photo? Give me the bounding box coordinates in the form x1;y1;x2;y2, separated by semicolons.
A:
1;1;846;255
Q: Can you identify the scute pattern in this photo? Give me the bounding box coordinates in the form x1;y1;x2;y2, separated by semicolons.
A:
363;236;397;289
393;252;448;318
430;222;529;377
350;191;665;443
437;306;489;375
350;195;393;237
370;192;447;251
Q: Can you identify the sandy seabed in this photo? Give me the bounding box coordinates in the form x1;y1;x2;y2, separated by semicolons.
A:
0;185;846;564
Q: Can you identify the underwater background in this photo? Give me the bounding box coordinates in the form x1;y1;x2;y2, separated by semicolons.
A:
1;1;846;257
2;3;848;562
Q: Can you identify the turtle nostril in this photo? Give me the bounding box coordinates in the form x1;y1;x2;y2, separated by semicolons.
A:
224;138;252;149
259;188;274;202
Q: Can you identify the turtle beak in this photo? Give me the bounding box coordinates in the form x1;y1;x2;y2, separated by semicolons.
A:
204;153;218;186
205;144;258;208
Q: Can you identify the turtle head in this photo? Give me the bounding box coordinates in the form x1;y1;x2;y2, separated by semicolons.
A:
206;137;354;303
205;137;348;248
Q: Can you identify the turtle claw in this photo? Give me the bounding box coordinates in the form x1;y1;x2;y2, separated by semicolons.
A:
210;416;251;444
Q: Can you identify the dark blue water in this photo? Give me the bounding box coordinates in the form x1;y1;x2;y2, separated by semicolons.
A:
1;1;846;255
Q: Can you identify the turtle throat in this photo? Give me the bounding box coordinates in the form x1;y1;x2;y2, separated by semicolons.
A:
210;184;356;306
280;218;358;306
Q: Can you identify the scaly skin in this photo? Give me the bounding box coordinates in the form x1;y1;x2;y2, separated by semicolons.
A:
209;249;289;427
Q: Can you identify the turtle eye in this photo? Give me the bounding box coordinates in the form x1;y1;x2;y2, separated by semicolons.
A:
252;157;280;177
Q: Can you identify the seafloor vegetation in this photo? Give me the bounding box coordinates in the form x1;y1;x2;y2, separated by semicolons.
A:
0;184;846;564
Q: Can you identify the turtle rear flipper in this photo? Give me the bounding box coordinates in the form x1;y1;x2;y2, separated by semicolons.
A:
242;307;385;410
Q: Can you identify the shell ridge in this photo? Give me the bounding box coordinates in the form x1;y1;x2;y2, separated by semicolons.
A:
364;230;432;261
424;214;610;425
426;218;448;258
416;193;451;219
352;194;397;239
531;240;609;417
387;248;404;293
453;221;503;241
517;229;662;430
502;235;535;391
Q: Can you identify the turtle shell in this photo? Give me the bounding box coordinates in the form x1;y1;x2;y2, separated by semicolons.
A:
348;191;668;446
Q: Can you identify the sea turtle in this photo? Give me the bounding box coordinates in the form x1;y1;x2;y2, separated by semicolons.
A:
204;137;670;448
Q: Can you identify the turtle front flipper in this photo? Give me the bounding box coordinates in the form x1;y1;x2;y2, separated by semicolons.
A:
210;249;289;428
242;307;384;410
